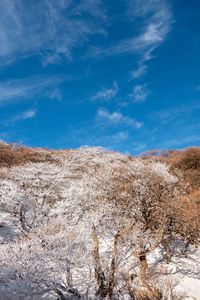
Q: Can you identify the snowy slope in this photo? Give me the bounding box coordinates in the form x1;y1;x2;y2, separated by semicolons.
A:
0;145;199;299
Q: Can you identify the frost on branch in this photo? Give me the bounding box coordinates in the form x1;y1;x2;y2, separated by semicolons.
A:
0;145;199;299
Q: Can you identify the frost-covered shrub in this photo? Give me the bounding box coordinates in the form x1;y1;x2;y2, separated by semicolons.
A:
0;180;24;214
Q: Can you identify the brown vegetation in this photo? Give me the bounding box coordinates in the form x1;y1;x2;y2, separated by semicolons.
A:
0;142;53;167
141;147;200;258
142;147;200;191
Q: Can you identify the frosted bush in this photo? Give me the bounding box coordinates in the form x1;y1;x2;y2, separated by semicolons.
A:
0;180;24;213
150;161;178;183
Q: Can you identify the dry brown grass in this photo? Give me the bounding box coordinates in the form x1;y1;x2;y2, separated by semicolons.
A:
135;285;162;300
0;142;54;167
172;189;200;246
173;148;200;191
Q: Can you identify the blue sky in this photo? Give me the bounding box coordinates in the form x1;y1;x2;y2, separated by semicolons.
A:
0;0;200;154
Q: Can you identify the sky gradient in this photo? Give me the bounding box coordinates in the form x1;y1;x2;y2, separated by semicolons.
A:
0;0;200;154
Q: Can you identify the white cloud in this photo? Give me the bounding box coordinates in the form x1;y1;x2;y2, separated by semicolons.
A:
128;0;172;38
113;131;129;142
87;131;129;146
130;84;149;103
0;0;106;65
0;76;62;104
89;0;172;84
7;109;37;124
48;89;63;101
95;131;129;146
131;64;147;79
152;103;200;123
92;82;118;101
128;0;172;78
97;108;142;128
21;110;36;119
90;0;172;58
131;48;155;79
97;109;122;122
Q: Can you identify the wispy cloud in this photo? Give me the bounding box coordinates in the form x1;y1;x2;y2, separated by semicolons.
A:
162;135;200;148
129;84;149;103
6;109;37;125
112;131;129;143
128;0;172;47
72;0;107;20
152;102;200;123
97;108;142;128
0;0;106;65
129;0;172;78
89;0;172;60
92;82;118;101
48;88;63;101
131;48;154;79
87;131;129;147
131;64;147;79
88;0;172;89
149;103;200;150
0;76;62;104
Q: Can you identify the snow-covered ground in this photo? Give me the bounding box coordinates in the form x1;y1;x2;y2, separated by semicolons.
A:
146;247;200;299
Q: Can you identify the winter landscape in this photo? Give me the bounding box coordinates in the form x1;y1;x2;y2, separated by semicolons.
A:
1;0;200;299
0;142;199;299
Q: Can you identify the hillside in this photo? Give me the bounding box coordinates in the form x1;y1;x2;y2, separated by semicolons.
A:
0;142;199;300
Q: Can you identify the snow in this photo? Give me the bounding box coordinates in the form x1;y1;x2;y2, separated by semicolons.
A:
146;246;200;299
